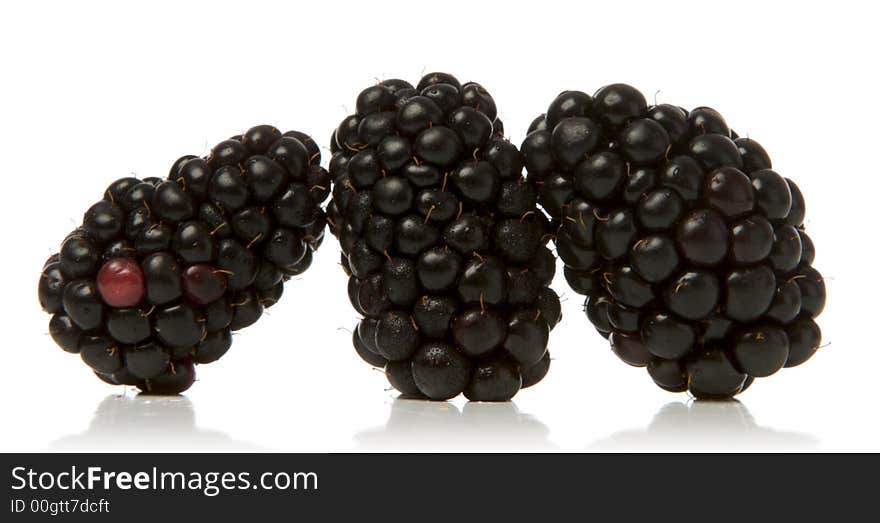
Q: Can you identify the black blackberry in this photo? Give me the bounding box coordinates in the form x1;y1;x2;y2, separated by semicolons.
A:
39;125;328;394
524;85;825;399
328;73;560;402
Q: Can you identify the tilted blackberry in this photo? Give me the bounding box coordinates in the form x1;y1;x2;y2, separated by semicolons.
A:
522;85;825;399
328;73;561;401
38;126;329;394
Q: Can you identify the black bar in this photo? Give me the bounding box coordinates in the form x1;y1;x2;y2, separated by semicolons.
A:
1;453;875;520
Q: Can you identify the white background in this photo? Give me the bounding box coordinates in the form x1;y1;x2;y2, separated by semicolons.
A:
1;0;876;452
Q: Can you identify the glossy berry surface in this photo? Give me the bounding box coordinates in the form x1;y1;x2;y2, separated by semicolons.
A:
39;125;328;394
181;264;228;305
97;257;145;308
524;84;825;399
329;73;560;402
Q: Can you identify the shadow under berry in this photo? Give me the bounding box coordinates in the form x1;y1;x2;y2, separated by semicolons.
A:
588;400;818;451
50;394;263;451
353;397;556;451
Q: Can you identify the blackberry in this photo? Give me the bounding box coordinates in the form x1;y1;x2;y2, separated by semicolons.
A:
524;85;825;399
39;125;328;394
328;73;560;401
